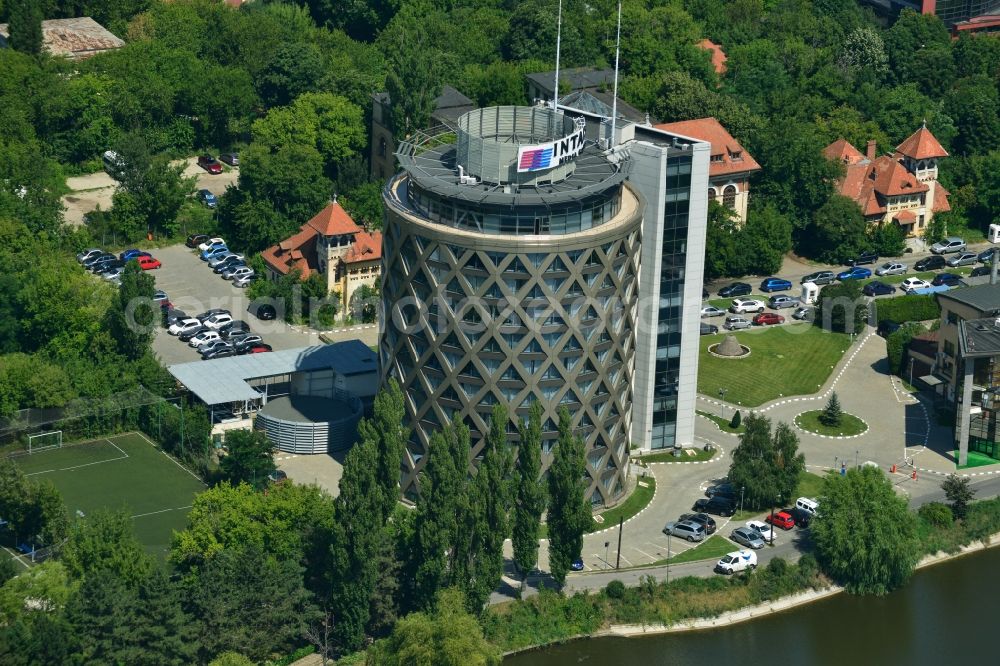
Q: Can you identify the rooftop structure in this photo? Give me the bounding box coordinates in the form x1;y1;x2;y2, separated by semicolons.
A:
697;39;728;75
526;67;615;103
0;17;123;60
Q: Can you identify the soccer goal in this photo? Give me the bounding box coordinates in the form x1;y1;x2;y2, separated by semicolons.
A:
27;430;62;454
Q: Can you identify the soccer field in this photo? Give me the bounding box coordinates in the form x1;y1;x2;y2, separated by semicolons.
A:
13;432;205;558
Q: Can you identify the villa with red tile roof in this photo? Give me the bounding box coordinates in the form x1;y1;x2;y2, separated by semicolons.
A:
653;117;760;224
822;124;950;238
261;200;382;313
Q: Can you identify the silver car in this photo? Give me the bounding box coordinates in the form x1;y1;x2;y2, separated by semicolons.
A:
930;237;966;254
875;262;907;276
724;315;751;330
947;252;977;267
731;526;766;550
662;520;707;543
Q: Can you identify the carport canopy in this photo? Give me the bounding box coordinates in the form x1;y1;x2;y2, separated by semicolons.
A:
918;375;944;387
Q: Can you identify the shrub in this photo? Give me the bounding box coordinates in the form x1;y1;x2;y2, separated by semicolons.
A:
918;502;954;528
874;294;940;325
819;393;842;427
730;410;742;429
886;322;925;376
604;580;626;599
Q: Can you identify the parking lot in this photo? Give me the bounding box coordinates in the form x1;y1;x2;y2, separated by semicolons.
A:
150;244;325;365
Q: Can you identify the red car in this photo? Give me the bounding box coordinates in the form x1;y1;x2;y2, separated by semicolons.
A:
137;256;161;270
248;344;273;354
753;312;785;326
197;155;222;174
766;511;795;530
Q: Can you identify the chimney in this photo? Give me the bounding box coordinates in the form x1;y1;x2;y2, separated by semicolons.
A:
866;140;876;161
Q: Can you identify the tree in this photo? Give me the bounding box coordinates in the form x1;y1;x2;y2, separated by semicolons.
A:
106;262;156;361
814;280;867;335
61;509;153;586
886;322;924;377
870;222;906;258
819;392;843;427
547;407;590;586
512;402;545;589
0;561;74;623
109;132;193;238
730;410;742;430
209;653;254;666
941;474;976;520
837;27;888;78
258;42;325;108
21;480;69;550
740;204;793;276
812;466;920;594
368;587;501;666
218;429;276;490
943;76;1000;156
7;0;43;56
704;200;742;281
728;413;805;510
360;379;407;520
806;195;870;264
237;142;332;228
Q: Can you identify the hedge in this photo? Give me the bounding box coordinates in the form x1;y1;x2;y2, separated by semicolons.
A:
873;294;940;324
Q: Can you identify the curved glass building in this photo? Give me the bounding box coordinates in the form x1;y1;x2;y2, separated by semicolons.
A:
380;106;642;505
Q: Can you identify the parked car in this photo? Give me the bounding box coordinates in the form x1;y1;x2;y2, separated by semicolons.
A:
232;274;257;288
196;309;231;323
800;270;835;285
877;320;901;338
900;277;932;293
678;513;717;535
247;343;273;354
947;252;977;267
197;189;217;208
930;236;966;254
693;496;736;517
723;315;751;331
705;482;736;499
223;266;254;281
186;234;209;248
863;280;896;297
753;312;784;326
204;313;234;330
83;252;115;269
198;340;231;356
268;469;288;483
765;511;796;530
759;277;792;293
746;520;777;543
662;520;707;542
788;506;813;528
249;302;277;321
791;306;813;321
767;295;797;309
197;155;223;174
971;266;992;278
718;282;752;298
914;255;946;271
849;251;879;266
875;261;907;276
932;272;963;287
120;249;150;261
715;549;758;574
168;318;200;336
92;257;124;274
77;248;104;263
701;305;726;318
700;322;719;335
136;256;161;270
977;248;996;263
203;346;236;360
101;266;125;281
213;258;246;275
219;320;250;338
729;298;766;314
795;497;820;517
164;309;187;326
837;267;872;281
202;246;230;261
218;152;239;167
233;335;265;353
198;237;226;252
188;330;221;348
730;526;765;550
178;325;208;342
570;558;585;572
209;252;244;269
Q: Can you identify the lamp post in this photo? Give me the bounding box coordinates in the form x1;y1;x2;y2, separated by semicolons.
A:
855;449;859;468
770;495;779;546
909;356;915;388
666;529;671;585
719;388;728;420
740;486;745;515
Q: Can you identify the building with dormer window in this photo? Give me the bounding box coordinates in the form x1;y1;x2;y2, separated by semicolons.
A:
823;124;951;238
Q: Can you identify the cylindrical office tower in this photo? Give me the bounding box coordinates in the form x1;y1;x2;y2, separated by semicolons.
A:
380;106;641;506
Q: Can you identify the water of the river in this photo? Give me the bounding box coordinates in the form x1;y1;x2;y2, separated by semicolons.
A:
507;546;1000;665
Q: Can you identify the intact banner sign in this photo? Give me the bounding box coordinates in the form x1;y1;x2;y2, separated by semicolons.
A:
516;128;586;173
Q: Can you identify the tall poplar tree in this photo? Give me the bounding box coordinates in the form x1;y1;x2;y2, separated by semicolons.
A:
546;407;591;586
512;402;545;590
8;0;43;56
360;379;407;519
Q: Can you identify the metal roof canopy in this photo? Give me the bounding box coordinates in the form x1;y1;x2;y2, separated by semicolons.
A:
167;340;377;407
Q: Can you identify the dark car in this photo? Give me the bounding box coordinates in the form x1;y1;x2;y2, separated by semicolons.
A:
932;272;963;287
164;308;187;326
692;496;736;517
700;322;719;335
862;280;896;297
800;270;835;285
197;189;218;208
186;234;209;248
570;558;585;572
219;320;250;338
82;252;115;269
971;265;991;278
197;155;223;174
849;251;879;266
759;277;793;293
268;469;288;483
219;152;239;167
679;512;717;535
249;302;277;321
718;282;752;298
706;482;736;498
92;258;125;274
788;507;812;528
178;325;208;342
877;320;901;338
213;257;245;274
196;308;231;323
914;255;946;271
120;249;151;261
977;248;997;263
202;346;236;360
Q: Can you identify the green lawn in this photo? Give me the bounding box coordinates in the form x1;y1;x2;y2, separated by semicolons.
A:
696;410;745;434
659;534;735;565
637;447;716;464
954;450;1000;469
698;325;852;407
13;433;205;558
588;477;656;533
795;471;826;499
794;410;868;437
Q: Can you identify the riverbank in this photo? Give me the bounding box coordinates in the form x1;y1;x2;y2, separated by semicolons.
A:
499;529;1000;657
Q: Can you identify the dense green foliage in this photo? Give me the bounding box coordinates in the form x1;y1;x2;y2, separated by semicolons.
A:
547;407;591;586
813;467;920;595
814;280;867;334
727;413;805;510
886;322;925;376
942;474;976;520
819;392;843;428
873;294;941;325
217;429;276;491
512;402;545;588
0;458;69;550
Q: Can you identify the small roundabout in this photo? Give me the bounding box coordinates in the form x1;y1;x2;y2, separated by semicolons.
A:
793;409;869;438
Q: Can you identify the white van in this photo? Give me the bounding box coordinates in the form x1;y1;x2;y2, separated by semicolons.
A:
102;150;123;176
795;497;819;516
715;549;757;575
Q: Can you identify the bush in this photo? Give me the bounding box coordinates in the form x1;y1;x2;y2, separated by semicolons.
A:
918;502;954;528
730;410;742;429
604;580;626;599
886;322;925;376
874;295;940;325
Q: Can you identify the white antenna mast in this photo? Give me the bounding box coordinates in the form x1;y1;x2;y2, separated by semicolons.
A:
553;0;563;111
609;0;622;149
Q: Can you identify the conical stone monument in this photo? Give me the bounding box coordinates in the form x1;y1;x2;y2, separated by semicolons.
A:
714;334;749;357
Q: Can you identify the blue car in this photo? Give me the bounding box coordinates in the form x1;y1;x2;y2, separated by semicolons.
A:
759;277;793;293
201;245;229;261
119;248;151;261
837;267;872;281
198;189;218;208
